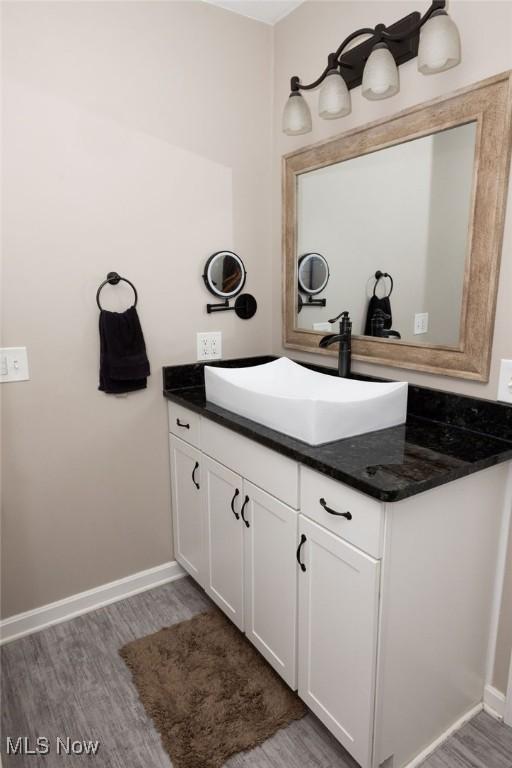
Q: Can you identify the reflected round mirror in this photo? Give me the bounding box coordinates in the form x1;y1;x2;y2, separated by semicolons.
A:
203;251;246;298
298;253;330;295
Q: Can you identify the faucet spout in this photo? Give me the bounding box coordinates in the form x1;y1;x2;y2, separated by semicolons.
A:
319;333;342;348
319;311;352;377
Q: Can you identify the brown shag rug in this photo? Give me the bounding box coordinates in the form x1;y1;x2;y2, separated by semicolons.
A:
119;610;306;768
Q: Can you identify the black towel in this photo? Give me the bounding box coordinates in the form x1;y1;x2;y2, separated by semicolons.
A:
364;295;392;336
99;307;150;394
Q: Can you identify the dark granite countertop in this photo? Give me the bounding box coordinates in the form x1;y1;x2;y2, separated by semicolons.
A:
163;356;512;503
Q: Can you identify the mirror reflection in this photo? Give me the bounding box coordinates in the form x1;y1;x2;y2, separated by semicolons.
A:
298;253;330;295
295;122;477;346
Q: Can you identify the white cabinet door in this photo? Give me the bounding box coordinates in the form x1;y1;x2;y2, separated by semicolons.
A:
203;455;245;631
169;435;205;586
298;515;380;768
243;481;299;688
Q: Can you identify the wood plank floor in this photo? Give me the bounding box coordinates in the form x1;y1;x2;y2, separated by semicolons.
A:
1;576;511;768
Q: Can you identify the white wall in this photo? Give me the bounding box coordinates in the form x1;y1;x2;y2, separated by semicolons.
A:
1;0;273;618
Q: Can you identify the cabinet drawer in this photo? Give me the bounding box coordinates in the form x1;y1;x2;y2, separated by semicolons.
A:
201;419;299;509
168;402;200;448
300;467;384;558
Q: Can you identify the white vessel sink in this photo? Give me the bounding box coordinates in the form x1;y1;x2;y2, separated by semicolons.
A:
204;357;408;446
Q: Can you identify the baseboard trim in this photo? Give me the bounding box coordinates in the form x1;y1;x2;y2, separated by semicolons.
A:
483;684;506;719
0;561;186;645
402;703;483;768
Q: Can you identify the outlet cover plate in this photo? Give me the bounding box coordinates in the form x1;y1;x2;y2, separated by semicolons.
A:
498;359;512;403
414;312;429;335
196;332;222;361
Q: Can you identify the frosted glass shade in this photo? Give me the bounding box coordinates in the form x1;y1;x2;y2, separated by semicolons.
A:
282;92;312;135
418;11;461;75
319;70;351;120
362;43;399;101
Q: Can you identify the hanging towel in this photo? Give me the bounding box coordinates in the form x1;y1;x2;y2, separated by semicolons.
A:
99;306;150;394
364;294;393;336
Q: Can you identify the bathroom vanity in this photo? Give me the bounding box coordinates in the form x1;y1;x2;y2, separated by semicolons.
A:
163;357;512;768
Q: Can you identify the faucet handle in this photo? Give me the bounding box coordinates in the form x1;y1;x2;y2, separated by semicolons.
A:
328;310;349;324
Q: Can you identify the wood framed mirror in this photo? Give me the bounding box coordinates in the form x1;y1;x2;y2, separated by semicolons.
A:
283;72;512;381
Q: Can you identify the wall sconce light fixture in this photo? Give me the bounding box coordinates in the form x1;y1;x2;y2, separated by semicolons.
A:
282;0;461;135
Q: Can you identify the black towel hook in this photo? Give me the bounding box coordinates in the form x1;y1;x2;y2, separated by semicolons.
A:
96;272;138;310
373;270;394;298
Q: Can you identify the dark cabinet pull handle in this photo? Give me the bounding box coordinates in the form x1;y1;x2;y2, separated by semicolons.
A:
240;495;250;528
296;534;307;572
319;498;352;520
231;489;240;520
192;461;200;490
176;418;190;429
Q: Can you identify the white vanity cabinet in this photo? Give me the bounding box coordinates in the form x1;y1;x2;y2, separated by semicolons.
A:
243;481;299;689
203;455;245;630
167;401;508;768
169;435;205;587
298;515;380;768
169;404;299;688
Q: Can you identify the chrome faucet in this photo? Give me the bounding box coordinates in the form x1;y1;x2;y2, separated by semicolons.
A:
319;310;352;378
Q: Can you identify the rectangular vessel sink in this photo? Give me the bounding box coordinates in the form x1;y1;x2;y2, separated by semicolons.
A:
205;357;408;445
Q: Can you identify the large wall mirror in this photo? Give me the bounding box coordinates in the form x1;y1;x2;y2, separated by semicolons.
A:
283;72;512;380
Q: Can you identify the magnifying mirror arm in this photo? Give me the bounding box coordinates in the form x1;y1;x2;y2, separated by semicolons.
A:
290;0;446;93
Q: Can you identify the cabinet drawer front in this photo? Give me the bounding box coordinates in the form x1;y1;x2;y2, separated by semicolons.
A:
168;402;200;448
201;419;299;509
300;467;383;558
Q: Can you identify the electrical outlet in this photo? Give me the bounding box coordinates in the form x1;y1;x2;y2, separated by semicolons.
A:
196;332;222;361
498;359;512;403
414;312;429;335
0;347;29;382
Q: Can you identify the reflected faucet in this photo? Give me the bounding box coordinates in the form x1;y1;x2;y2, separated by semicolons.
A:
319;310;352;378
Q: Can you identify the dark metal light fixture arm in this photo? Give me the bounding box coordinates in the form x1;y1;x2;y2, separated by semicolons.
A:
381;0;445;41
289;0;446;93
290;28;375;91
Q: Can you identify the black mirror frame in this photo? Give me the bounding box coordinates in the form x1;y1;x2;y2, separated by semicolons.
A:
203;250;247;299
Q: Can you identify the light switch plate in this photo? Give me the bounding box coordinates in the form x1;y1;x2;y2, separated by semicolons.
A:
196;332;222;361
497;359;512;403
0;347;29;382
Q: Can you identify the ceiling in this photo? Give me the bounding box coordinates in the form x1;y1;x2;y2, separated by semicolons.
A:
204;0;304;25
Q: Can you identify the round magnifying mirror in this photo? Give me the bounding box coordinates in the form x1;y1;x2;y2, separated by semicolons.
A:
298;253;329;295
203;251;246;298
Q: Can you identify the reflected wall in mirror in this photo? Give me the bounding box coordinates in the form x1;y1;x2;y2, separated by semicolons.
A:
283;72;512;380
296;122;477;346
